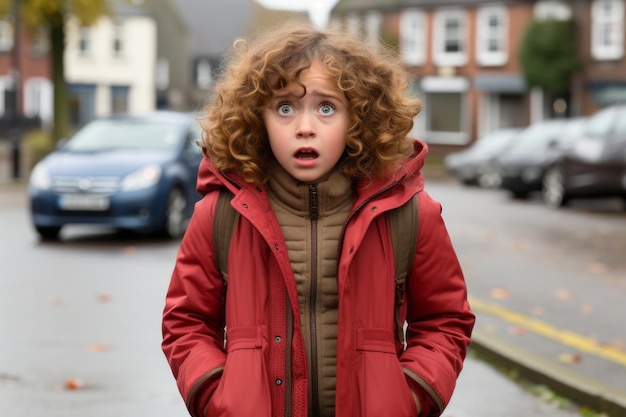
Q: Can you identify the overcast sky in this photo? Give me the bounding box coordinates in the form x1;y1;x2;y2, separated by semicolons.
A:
171;0;333;54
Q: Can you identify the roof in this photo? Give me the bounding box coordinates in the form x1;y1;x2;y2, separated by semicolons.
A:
333;0;526;13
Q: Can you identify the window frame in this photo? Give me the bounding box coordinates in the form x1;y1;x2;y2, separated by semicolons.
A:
400;9;426;66
591;0;625;60
433;9;468;67
0;18;14;51
476;6;508;66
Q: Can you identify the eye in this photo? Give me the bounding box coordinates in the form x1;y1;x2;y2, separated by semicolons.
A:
278;103;294;116
319;102;335;116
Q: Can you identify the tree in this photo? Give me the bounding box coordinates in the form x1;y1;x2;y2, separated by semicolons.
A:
0;0;113;141
518;19;581;96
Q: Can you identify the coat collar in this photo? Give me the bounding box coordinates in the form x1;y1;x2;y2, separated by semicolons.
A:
196;139;428;205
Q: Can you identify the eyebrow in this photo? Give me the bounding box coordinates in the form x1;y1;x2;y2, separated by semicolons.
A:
271;88;343;102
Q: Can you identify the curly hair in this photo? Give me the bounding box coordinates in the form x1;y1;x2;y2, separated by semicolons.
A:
200;20;421;185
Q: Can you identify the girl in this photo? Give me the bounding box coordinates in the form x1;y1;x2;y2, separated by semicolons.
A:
162;21;474;417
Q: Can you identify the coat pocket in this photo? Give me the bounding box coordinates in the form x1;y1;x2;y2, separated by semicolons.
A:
205;326;271;417
353;328;418;417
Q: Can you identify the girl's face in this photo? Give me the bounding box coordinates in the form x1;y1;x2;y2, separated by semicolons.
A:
263;61;349;183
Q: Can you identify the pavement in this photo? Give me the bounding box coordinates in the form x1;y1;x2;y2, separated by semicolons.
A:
469;322;626;416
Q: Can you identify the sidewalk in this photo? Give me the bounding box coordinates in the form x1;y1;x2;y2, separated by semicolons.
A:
445;355;583;417
471;322;626;416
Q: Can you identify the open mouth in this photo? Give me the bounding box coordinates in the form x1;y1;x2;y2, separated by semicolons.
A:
294;149;319;160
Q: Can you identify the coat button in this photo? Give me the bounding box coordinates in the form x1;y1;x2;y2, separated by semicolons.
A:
274;336;282;343
275;378;283;386
242;203;248;209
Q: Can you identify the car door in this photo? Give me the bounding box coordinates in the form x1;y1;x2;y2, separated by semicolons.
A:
567;106;621;192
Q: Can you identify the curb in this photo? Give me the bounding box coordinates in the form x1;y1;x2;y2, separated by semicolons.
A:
470;329;626;416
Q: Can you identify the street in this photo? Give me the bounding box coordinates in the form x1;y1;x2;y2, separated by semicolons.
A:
2;180;624;416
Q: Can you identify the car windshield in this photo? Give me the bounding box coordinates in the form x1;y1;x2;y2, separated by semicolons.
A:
474;130;520;152
64;119;183;152
512;122;563;150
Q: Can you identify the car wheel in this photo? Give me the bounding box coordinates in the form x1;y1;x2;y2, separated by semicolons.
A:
478;172;501;189
511;190;529;200
163;187;188;239
35;225;61;240
542;166;568;208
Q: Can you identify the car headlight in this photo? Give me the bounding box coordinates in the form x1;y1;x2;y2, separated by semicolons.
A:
29;164;52;190
121;165;162;191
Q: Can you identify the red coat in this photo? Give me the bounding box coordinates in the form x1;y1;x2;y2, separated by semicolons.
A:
162;140;474;417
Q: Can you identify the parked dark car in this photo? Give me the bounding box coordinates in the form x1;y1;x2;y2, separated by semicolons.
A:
542;104;626;208
493;117;586;199
28;111;204;240
444;128;522;187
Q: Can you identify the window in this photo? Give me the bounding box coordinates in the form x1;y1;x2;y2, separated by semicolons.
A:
24;78;53;124
79;26;91;56
347;13;366;39
365;11;381;50
156;58;170;91
111;86;130;114
30;27;50;55
476;6;508;66
433;10;468;67
591;0;624;60
0;18;14;51
534;1;572;20
113;22;124;58
430;93;462;132
420;76;469;144
400;9;426;66
196;59;212;89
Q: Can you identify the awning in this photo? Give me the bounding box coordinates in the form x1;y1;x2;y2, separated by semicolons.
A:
473;73;526;93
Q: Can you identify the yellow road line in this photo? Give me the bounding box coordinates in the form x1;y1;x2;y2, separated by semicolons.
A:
469;296;626;367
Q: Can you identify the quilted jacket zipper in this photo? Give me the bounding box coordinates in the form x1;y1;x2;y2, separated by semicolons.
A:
308;184;320;417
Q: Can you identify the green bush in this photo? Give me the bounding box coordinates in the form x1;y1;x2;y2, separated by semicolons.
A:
518;19;581;94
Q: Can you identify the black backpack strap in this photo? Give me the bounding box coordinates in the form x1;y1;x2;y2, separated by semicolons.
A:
213;188;238;286
388;193;419;345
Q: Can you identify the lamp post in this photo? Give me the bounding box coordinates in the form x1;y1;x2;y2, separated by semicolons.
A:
9;0;22;180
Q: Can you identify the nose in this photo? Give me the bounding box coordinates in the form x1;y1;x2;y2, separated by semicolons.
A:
296;112;315;139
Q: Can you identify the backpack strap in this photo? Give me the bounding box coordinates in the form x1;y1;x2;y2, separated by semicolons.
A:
213;188;238;286
388;193;419;345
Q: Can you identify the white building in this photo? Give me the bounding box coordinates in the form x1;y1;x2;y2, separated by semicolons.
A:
64;7;157;127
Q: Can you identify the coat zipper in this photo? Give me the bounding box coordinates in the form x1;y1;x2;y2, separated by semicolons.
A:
308;184;320;417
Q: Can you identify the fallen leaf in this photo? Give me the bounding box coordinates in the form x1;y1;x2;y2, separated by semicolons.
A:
531;305;544;316
587;262;607;274
510;326;526;336
86;343;112;352
97;294;112;303
47;297;61;307
558;353;582;364
124;246;136;255
510;240;527;252
64;378;85;390
581;304;593;315
489;287;509;300
554;289;572;301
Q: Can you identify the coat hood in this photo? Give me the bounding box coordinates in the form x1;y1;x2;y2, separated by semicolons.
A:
196;139;428;201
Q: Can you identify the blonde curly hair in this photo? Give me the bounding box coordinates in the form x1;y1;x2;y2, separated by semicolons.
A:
200;20;421;185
